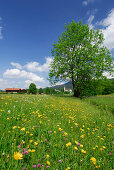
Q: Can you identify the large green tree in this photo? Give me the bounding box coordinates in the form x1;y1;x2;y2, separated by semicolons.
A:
49;21;113;97
29;83;37;94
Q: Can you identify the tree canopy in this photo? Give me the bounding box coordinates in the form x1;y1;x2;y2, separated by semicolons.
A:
29;83;37;94
49;20;113;97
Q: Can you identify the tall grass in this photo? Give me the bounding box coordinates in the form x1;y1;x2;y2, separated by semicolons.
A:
0;94;113;169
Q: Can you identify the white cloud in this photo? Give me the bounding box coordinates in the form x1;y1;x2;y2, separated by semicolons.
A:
82;0;95;6
0;26;3;39
88;15;94;29
3;69;44;82
11;62;22;69
99;9;114;50
24;80;41;89
24;57;53;72
10;57;53;72
103;71;114;79
0;79;18;90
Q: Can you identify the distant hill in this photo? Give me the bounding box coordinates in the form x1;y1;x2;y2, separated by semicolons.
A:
43;78;114;91
50;81;73;90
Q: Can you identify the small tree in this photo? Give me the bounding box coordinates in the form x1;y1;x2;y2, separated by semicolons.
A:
38;88;43;94
29;83;37;94
49;20;113;97
50;88;55;94
45;87;50;94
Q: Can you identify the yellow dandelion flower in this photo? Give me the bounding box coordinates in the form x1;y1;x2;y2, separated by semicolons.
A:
66;167;70;170
66;142;72;147
46;154;49;158
46;161;50;165
31;149;35;152
34;142;38;146
90;157;96;165
14;152;23;160
58;128;63;131
28;149;31;152
30;140;33;143
80;144;83;148
81;149;86;154
80;135;84;139
12;126;17;129
75;141;78;145
30;133;33;136
74;146;78;150
21;127;25;131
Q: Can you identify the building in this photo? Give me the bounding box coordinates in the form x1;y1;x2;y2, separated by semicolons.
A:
5;88;27;93
64;86;72;93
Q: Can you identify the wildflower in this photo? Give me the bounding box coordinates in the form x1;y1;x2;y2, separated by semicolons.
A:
46;161;50;165
75;141;78;145
66;142;71;147
46;166;50;168
80;144;83;148
12;126;17;129
23;166;26;170
96;165;100;168
46;154;49;158
80;135;84;139
33;165;36;168
30;140;33;143
34;142;38;146
64;132;68;136
77;143;80;146
28;149;31;152
21;128;25;131
31;149;35;152
14;152;23;160
58;128;63;131
66;167;70;170
81;149;86;154
74;146;78;150
37;164;41;168
45;139;47;143
90;157;96;165
59;160;62;163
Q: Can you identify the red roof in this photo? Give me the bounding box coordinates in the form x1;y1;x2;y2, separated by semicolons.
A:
5;88;21;90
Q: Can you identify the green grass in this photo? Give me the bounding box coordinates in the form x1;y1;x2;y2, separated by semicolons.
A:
83;94;114;114
0;94;113;170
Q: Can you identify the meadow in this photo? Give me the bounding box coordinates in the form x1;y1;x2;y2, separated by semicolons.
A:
0;94;113;170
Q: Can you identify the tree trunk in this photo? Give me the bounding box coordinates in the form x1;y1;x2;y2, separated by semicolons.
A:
71;76;80;97
74;88;80;97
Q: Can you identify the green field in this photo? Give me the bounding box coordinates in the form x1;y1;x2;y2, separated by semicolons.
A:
0;94;113;170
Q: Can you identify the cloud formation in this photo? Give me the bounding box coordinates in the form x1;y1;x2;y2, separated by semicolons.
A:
11;62;22;69
10;57;53;72
3;69;44;82
99;9;114;50
88;15;94;29
0;26;3;39
82;0;95;6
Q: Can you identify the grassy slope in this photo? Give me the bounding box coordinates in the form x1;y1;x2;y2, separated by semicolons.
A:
83;94;114;115
0;94;113;170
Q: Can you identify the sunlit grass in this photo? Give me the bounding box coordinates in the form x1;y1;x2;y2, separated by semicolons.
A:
0;94;113;169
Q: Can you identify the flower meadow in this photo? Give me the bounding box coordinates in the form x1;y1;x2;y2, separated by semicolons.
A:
0;94;113;170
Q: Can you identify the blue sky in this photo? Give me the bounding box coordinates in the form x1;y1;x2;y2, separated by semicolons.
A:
0;0;114;90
